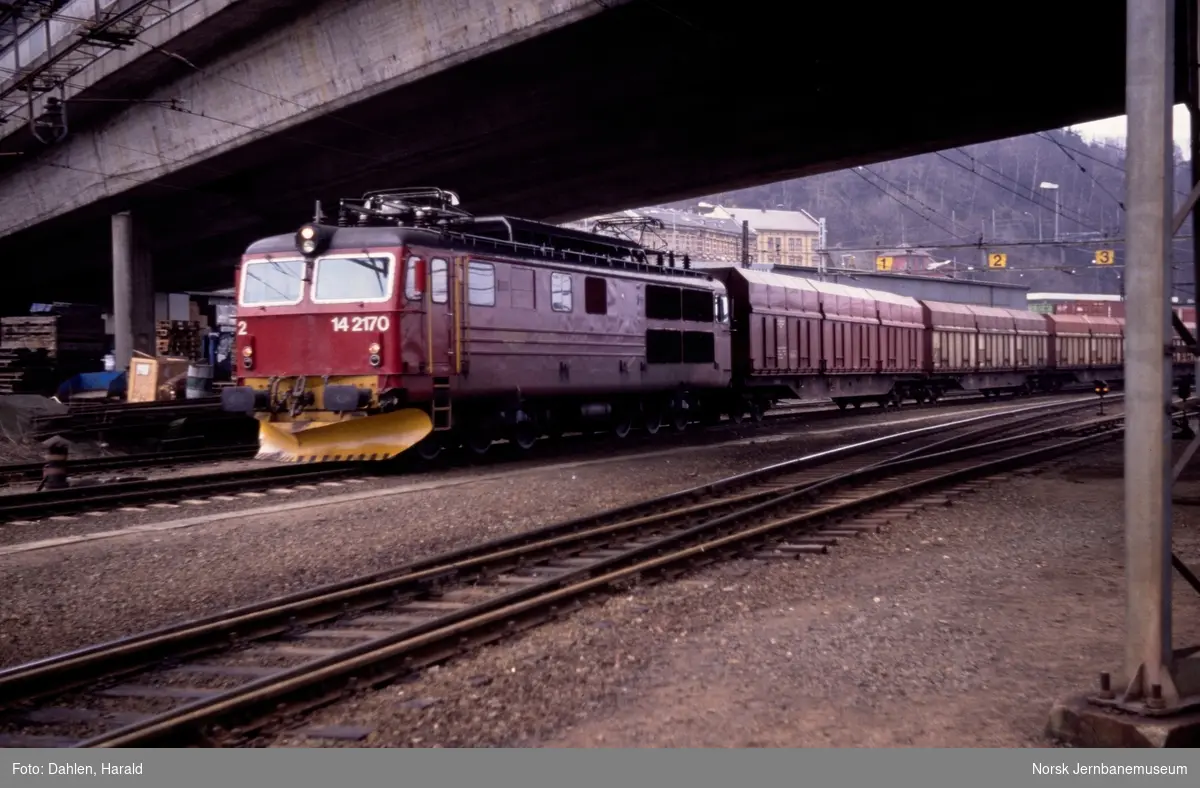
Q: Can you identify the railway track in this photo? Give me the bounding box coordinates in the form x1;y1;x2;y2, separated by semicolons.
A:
0;390;1095;524
0;462;364;524
0;445;257;485
0;396;1133;747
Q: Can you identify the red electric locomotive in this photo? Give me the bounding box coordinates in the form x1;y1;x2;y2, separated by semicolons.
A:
222;188;735;462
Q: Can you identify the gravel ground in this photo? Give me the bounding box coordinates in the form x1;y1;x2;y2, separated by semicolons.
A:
255;441;1200;748
0;399;1054;669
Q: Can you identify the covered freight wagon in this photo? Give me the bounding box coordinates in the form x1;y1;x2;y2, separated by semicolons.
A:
1085;316;1123;367
966;306;1017;371
920;300;976;373
864;288;925;373
1046;314;1091;369
809;280;879;373
718;268;822;376
1006;308;1050;370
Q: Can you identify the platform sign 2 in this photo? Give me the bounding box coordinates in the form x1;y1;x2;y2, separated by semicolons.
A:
1094;249;1115;265
987;253;1007;269
876;256;894;272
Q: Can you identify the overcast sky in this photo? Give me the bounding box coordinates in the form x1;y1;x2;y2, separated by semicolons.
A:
1069;103;1192;156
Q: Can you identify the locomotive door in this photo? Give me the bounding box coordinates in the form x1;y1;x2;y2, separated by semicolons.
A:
426;256;464;376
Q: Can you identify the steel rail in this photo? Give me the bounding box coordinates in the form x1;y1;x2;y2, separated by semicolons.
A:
0;460;359;521
0;394;1110;697
0;444;256;483
72;417;1125;747
0;399;1132;746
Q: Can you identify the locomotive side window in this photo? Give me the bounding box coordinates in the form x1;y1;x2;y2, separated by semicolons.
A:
646;285;681;320
468;261;496;306
313;254;393;303
551;272;573;312
682;331;716;363
240;259;305;306
585;276;607;315
716;295;731;325
511;267;535;309
646;329;682;364
405;256;423;301
680;288;715;322
431;258;448;304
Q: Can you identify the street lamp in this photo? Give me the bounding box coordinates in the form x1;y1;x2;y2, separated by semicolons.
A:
1039;182;1060;242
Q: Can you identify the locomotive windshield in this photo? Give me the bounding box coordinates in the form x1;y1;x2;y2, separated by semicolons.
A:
240;259;305;306
312;254;394;302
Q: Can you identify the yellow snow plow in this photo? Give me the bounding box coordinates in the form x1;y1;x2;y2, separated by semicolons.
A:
255;408;433;463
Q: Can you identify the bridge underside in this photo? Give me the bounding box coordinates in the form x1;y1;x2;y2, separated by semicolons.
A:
1;0;1189;306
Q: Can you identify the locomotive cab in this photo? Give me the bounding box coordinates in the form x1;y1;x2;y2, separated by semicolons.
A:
222;216;435;462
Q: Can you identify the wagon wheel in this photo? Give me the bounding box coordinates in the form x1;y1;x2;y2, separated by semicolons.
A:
729;406;746;423
749;401;765;422
834;399;848;410
612;410;633;439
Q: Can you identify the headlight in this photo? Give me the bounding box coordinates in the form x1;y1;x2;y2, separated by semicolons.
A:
242;346;253;357
367;342;381;354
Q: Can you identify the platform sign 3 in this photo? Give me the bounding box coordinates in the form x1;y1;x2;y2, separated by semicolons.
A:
987;253;1007;269
876;256;894;272
1094;249;1115;265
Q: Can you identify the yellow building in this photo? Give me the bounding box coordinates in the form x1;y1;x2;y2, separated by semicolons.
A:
704;205;824;267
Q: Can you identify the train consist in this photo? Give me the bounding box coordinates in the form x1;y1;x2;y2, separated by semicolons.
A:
221;188;1195;463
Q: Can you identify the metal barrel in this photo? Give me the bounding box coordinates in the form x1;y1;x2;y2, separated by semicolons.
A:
185;363;214;400
41;438;69;490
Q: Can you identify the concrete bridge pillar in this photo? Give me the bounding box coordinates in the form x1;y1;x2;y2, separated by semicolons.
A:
111;211;154;373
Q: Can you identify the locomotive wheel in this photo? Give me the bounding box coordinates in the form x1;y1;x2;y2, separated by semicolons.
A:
512;411;539;451
613;411;633;439
467;433;492;455
670;408;689;432
416;437;443;461
513;424;538;450
643;406;662;435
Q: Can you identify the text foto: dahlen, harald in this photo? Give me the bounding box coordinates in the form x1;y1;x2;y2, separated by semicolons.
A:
13;763;143;776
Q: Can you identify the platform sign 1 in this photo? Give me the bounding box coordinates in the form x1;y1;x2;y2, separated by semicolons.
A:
987;252;1007;269
1094;249;1115;265
876;256;894;272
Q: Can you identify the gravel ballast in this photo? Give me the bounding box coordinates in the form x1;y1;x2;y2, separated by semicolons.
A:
0;402;1039;669
254;447;1200;748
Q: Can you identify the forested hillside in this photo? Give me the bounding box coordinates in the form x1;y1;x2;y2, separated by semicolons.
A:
665;130;1195;297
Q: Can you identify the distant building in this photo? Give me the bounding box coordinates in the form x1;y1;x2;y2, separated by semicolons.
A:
702;205;824;267
565;207;754;264
874;249;945;274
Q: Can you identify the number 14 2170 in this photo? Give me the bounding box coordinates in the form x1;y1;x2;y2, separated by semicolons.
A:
331;315;391;332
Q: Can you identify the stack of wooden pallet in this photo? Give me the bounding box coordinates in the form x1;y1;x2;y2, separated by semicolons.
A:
0;304;105;395
155;320;202;359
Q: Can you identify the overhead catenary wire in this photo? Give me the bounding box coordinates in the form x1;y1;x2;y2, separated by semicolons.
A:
849;167;973;245
1037;131;1126;212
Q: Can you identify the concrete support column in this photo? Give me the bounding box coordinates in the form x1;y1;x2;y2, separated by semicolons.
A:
111;211;154;373
1123;0;1176;703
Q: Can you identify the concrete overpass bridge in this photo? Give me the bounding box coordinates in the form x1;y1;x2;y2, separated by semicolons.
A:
0;0;1190;307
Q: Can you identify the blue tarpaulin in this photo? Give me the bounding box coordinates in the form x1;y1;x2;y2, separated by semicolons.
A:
55;371;125;401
